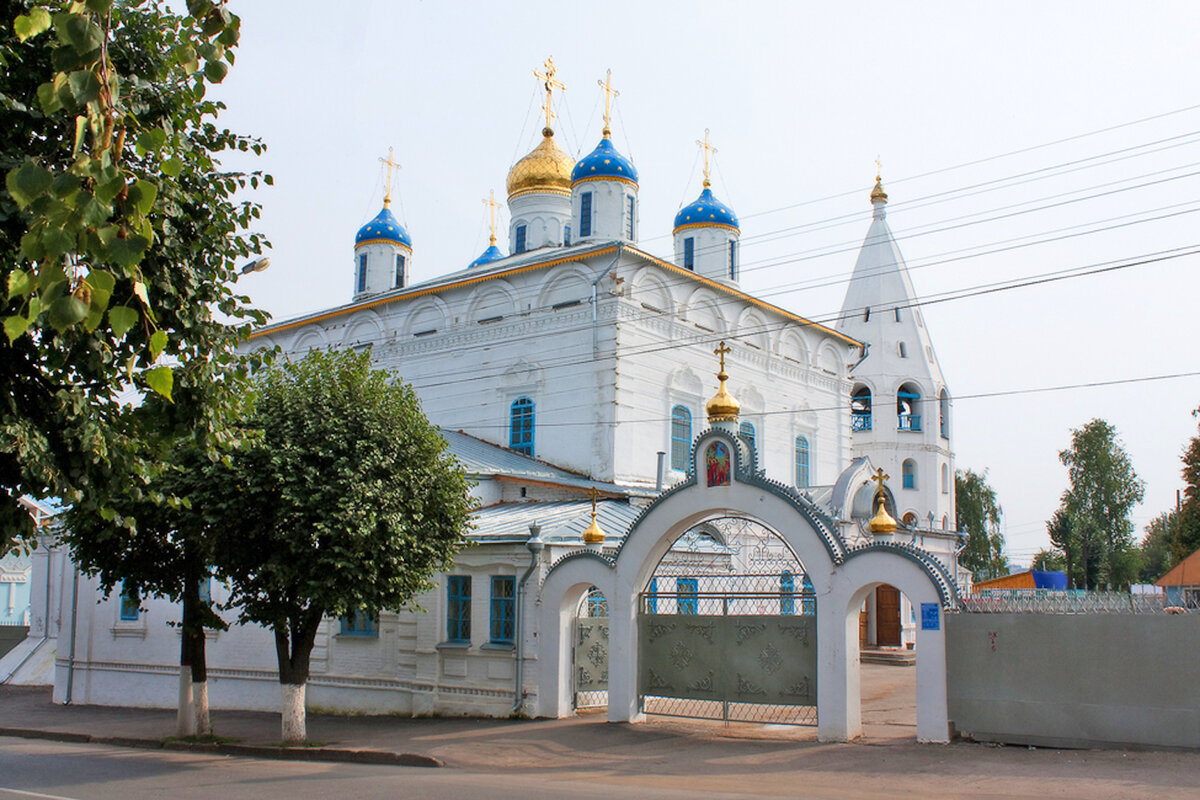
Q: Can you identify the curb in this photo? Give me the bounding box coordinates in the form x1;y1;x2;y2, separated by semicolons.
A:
0;727;443;768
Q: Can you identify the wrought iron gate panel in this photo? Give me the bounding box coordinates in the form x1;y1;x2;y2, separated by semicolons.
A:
574;615;609;707
638;612;817;713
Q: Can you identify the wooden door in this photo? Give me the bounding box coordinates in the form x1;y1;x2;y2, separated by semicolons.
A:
875;584;901;647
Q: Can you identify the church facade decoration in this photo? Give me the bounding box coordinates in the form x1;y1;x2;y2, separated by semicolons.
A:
705;442;730;486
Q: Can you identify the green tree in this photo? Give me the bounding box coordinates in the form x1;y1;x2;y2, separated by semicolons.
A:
1138;511;1176;583
1031;548;1065;572
62;437;240;737
1171;409;1200;563
211;350;474;744
1;0;268;553
1050;419;1145;589
955;468;1008;581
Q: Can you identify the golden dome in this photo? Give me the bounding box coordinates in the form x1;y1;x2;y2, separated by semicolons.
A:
870;174;888;204
706;341;740;423
506;128;574;200
582;488;605;545
868;490;897;534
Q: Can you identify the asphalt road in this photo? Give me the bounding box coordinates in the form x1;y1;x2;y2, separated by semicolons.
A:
5;733;1200;800
1;736;729;800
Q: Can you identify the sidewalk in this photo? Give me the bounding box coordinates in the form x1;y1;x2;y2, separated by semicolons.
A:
3;672;1200;800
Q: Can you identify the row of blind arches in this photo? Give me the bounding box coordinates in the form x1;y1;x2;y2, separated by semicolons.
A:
670;406;811;488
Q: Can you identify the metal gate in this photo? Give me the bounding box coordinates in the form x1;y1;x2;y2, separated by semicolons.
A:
574;588;609;709
637;582;817;725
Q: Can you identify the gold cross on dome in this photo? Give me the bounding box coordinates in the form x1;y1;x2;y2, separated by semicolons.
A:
714;340;731;373
482;190;500;246
874;154;882;181
870;466;890;490
533;56;567;129
598;69;619;136
379;147;401;208
588;486;599;515
697;129;717;189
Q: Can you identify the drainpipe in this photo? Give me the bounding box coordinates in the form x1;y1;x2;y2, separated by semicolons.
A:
63;564;80;705
1;543;54;684
655;451;666;493
848;343;870;374
591;244;624;360
512;523;544;715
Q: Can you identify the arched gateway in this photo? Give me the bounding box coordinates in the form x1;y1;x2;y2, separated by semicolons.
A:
534;348;958;742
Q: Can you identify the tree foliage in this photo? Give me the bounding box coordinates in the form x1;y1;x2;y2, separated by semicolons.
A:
1171;409;1200;563
1;0;269;552
1138;511;1176;584
210;349;474;743
1048;419;1144;589
1031;548;1064;572
955;468;1008;581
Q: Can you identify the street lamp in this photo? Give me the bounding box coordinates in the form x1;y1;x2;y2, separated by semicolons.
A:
239;256;271;275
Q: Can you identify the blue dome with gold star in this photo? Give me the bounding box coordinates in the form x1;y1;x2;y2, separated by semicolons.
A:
468;243;504;269
355;206;411;249
571;136;638;185
673;187;739;233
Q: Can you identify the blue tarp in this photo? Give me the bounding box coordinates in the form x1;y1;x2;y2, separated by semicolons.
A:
1030;570;1068;590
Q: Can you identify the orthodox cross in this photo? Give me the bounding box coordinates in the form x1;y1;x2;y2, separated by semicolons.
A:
379;147;401;208
696;129;717;188
874;154;882;180
588;486;600;517
482;190;500;246
870;466;890;490
533;56;566;129
598;69;619;136
714;340;731;374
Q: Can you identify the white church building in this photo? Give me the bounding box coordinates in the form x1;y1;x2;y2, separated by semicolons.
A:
4;62;966;735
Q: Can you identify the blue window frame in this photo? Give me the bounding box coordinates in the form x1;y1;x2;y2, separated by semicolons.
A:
729;240;737;280
580;192;593;237
119;582;139;621
780;571;795;615
394;254;405;288
510;397;535;455
670;405;691;471
515;224;527;254
446;576;471;643
677;578;698;615
898;386;922;431
198;576;211;607
356;253;368;294
489;576;515;645
852;386;872;431
902;459;916;490
647;578;658;613
340;610;378;636
564;225;571;246
795;435;810;488
683;237;695;270
739;421;755;450
626;195;635;239
801;574;815;615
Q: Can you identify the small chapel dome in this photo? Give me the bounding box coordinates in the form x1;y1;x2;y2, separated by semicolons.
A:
571;136;638;186
673;187;739;233
355;206;412;249
468;243;504;269
506;128;575;200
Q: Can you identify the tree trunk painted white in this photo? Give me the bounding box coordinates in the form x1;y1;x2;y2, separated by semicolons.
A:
280;683;306;744
176;667;196;737
193;680;211;737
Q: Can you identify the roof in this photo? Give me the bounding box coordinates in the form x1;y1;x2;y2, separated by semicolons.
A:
673;186;739;233
571;136;638;185
251;241;861;349
1155;547;1200;587
973;569;1067;592
469;499;640;544
355;206;412;249
440;429;642;496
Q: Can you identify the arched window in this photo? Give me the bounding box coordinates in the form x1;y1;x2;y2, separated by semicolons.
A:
739;421;755;449
897;383;921;431
356;254;368;294
941;463;949;495
670;405;691;471
515;224;527;254
794;435;810;488
626;194;636;240
729;240;738;281
902;511;918;527
509;397;534;455
579;192;593;237
780;571;795;615
939;389;950;438
902;459;917;490
942;515;949;531
851;385;872;431
801;574;815;615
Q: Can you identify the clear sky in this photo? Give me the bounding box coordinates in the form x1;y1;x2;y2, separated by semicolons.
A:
213;1;1200;566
